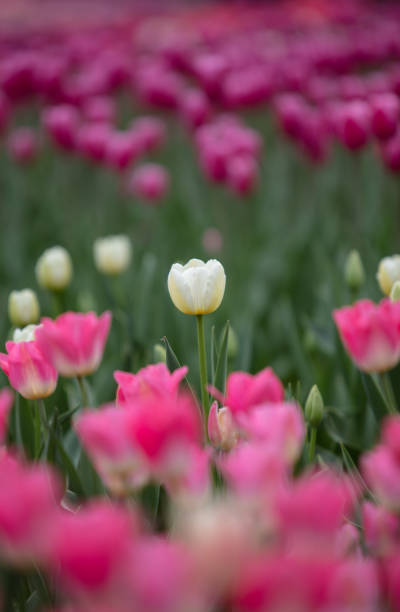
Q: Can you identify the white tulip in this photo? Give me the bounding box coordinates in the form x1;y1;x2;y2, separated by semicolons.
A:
93;235;132;276
377;255;400;296
13;324;41;343
36;246;73;291
8;289;40;327
168;258;226;315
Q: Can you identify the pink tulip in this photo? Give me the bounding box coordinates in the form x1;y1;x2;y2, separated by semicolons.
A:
209;367;284;416
237;402;305;464
192;53;227;99
362;501;399;555
74;403;150;496
49;502;136;595
0;338;58;400
7;127;39;164
82;96;116;124
105;131;140;171
362;444;400;510
0;389;13;444
208;402;238;452
0;53;35;102
333;299;400;372
126;164;169;203
222;66;274;110
124;392;205;494
380;133;400;172
0;452;61;564
42;105;80;151
135;65;183;110
382;415;400;462
226;154;258;196
219;442;288;496
336;101;371;151
114;363;188;408
370;93;399;141
76;123;111;163
232;555;378;612
36;311;111;378
276;470;356;553
129;537;196;612
274;94;308;140
179;89;211;129
130;117;166;153
383;554;400;611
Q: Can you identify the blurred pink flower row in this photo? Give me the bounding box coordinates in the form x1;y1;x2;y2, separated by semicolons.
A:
0;303;400;609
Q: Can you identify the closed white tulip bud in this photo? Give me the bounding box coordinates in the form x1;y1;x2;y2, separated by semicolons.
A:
8;289;40;327
153;343;167;363
377;255;400;296
305;384;324;428
168;258;226;315
344;250;365;292
36;246;73;291
93;235;132;276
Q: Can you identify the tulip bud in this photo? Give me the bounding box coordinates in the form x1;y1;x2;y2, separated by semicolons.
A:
344;250;365;292
305;384;324;427
208;401;238;451
35;246;73;291
390;281;400;302
153;343;167;363
8;289;40;327
93;235;132;276
377;256;400;296
168;258;226;315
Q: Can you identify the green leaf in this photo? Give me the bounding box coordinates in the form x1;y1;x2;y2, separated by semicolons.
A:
360;372;388;422
50;431;86;498
161;336;198;402
161;336;182;373
214;321;230;396
340;442;376;500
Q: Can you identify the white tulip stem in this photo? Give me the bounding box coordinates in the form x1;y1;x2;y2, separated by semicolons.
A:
196;314;209;430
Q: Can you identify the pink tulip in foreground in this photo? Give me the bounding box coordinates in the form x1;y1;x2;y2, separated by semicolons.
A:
237;401;305;463
362;416;400;510
333;299;400;372
36;311;111;378
0;329;58;400
48;502;136;596
114;363;188;407
75;403;150;496
0;452;61;565
362;501;399;556
124;392;207;496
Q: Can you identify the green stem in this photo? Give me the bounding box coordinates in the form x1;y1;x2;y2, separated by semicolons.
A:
36;399;48;460
196;314;209;429
51;290;65;317
379;372;398;414
77;376;89;407
308;427;317;464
